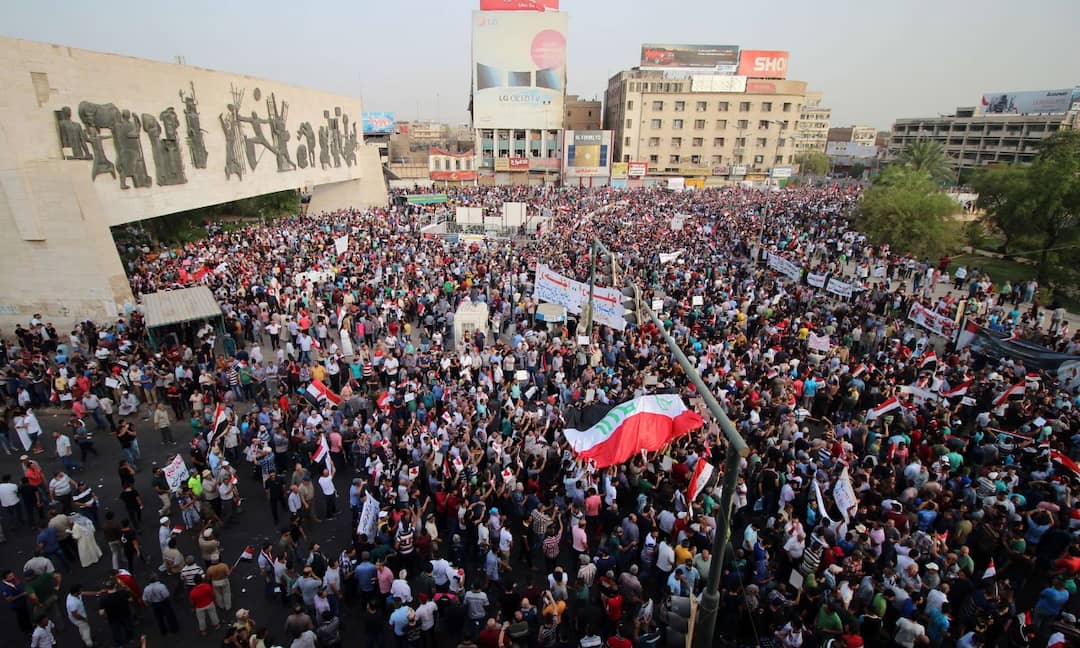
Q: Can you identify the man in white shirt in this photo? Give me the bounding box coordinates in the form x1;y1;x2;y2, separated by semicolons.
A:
317;466;337;520
31;616;56;648
894;616;926;648
48;471;76;513
66;585;93;647
53;431;80;474
0;475;20;526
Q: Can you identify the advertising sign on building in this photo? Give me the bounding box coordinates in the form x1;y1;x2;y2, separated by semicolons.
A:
494;158;510;171
745;81;777;93
563;130;612;177
509;157;530;171
730;165;747;176
611;162;629;178
472;10;568;130
640;44;739;72
431;170;478;181
736;50;789;79
979;88;1079;115
690;75;747;93
771;166;793;179
361;112;396;135
627;161;648;177
480;0;559;10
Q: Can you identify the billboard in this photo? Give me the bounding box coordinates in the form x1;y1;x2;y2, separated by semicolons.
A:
509;157;530;171
563;130;612;177
611;162;628;178
361;112;395;135
628;161;648;177
736;50;789;79
431;170;477;181
480;0;559;9
472;11;567;130
770;166;793;179
979;88;1077;115
691;75;747;93
640;44;739;72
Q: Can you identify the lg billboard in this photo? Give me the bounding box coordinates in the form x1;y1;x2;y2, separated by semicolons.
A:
472;10;567;130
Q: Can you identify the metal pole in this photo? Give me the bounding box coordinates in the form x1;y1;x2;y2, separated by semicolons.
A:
593;239;748;647
584;239;597;336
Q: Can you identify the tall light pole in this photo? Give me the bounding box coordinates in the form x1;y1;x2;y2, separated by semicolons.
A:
592;239;749;648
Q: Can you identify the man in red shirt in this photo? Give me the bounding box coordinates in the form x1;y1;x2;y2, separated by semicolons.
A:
606;625;632;648
476;618;509;648
188;574;219;635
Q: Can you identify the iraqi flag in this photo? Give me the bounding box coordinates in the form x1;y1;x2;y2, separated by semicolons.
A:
918;350;937;369
562;395;704;468
376;391;391;412
982;559;996;579
305;379;342;408
851;364;868;378
208;404;229;446
1049;449;1080;480
866;397;903;421
688;459;716;503
311;434;334;474
939;381;971;399
992;381;1026;408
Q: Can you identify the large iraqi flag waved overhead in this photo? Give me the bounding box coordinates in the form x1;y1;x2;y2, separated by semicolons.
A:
563;395;704;468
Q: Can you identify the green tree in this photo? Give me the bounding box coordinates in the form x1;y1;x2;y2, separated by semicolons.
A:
856;166;959;259
796;151;830;176
897;140;953;184
1021;131;1080;284
969;164;1032;254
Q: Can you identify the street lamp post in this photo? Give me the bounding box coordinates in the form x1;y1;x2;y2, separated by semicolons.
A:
591;240;749;648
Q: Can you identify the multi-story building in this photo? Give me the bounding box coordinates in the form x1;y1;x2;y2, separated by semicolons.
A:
794;93;831;154
604;69;809;178
828;125;877;148
564;95;602;131
887;105;1080;169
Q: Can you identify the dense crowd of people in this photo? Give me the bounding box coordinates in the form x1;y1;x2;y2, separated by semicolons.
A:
1;184;1078;648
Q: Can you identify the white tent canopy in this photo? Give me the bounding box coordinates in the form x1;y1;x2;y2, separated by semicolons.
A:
139;286;222;329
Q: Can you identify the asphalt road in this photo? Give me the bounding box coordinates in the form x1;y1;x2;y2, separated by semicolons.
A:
0;406;359;648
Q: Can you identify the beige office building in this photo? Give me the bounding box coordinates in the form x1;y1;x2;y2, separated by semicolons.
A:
564;95;603;131
794;93;831;154
605;69;817;178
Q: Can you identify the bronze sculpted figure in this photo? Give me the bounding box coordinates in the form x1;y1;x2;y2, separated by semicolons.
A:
237;90;295;172
115;109;152;189
55;106;92;160
143;108;186;186
77;101;119;180
318;123;331;169
297;122;316;169
180;83;208;169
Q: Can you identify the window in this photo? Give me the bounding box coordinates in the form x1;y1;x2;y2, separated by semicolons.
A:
648;137;660;147
737;120;749;129
671;137;682;147
674;101;686;112
695;101;708;112
781;120;790;130
625;119;632;129
739;101;752;112
587;111;593;116
652;101;664;110
624;136;631;146
649;154;659;163
759;120;771;129
736;137;746;147
690;155;701;164
716;119;728;129
774;155;784;164
783;102;792;112
717;102;729;112
762;102;773;112
669;154;681;163
692;138;703;147
713;137;725;146
627;101;634;110
778;138;786;148
756;138;768;147
694;119;706;129
624;154;630;162
673;119;684;129
454;159;462;170
711;154;722;164
753;155;764;164
650;119;662;129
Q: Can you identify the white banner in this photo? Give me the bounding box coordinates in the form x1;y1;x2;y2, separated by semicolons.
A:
808;332;832;352
533;264;626;331
872;265;887;278
832;467;857;522
908;302;958;339
659;251;683;264
767;252;802;282
334;235;349;256
163;454;190;492
899;384;940;405
806;272;828;289
357;492;380;540
825;277;855;299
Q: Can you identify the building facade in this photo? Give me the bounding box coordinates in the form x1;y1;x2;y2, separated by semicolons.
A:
794;93;831;154
887;106;1079;169
827;125;877;148
604;69;808;178
564;95;602;130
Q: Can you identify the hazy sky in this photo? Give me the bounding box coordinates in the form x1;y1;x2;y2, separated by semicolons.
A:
5;0;1079;130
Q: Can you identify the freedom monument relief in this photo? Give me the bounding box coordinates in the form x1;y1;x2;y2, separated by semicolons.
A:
0;36;386;328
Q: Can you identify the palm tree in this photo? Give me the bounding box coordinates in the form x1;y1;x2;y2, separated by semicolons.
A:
898;140;952;184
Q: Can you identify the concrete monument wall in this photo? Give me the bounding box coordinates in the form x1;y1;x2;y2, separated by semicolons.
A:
0;36;387;330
